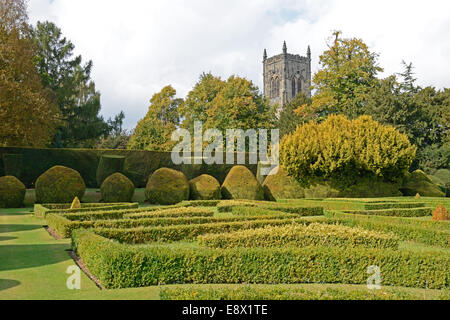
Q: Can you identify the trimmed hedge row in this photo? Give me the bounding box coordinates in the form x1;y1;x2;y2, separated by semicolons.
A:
92;218;308;243
63;211;124;221
198;223;399;250
217;200;323;216
326;212;450;248
179;200;221;207
343;207;433;217
125;207;215;219
72;229;449;289
47;213;300;238
34;203;138;218
363;202;426;210
160;286;439;300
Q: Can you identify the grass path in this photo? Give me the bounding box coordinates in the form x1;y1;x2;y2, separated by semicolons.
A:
0;206;446;300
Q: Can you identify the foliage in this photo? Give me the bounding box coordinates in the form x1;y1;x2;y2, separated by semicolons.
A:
262;166;305;200
2;153;22;179
221;166;264;200
96;154;125;187
33;21;110;148
35;165;86;204
128;85;182;152
280;115;417;188
189;174;221;200
180;73;275;142
401;170;445;197
70;197;81;209
97;112;131;149
277;92;311;138
343;207;433;217
432;205;449;221
217;201;323;216
0;175;25;208
296;31;382;120
100;173;135;203
0;0;60;147
198;223;399;250
145;168;190;205
72;229;449;289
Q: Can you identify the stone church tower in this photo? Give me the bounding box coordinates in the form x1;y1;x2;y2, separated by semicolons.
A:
263;41;311;109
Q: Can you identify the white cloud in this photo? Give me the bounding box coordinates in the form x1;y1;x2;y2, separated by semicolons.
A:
28;0;450;129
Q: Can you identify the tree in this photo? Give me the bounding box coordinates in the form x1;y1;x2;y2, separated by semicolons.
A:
277;92;311;138
296;31;382;120
181;73;275;136
0;0;60;147
33;21;109;147
128;85;182;151
97;111;130;149
280;115;417;187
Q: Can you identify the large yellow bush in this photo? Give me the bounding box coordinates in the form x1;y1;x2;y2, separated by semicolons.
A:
280;115;416;187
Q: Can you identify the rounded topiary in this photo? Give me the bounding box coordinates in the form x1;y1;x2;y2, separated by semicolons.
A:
101;173;135;203
145;168;189;205
35;166;86;204
189;174;221;200
432;205;449;221
401;170;445;197
0;176;26;208
221;165;264;200
262;166;304;201
96;155;125;187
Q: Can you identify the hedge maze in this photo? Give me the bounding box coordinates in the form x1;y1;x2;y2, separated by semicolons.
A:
36;198;450;294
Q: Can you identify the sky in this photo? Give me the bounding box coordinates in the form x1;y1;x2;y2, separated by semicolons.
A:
28;0;450;129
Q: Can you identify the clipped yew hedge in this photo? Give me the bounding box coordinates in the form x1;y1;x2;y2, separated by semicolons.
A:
343;207;433;217
217;200;323;216
72;229;449;289
34;202;139;218
198;223;399;250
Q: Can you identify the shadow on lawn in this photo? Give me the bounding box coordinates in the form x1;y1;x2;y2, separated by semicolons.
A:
0;279;21;291
0;244;70;272
0;236;17;242
0;224;42;234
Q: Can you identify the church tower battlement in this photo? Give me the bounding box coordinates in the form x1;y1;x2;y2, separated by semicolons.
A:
263;41;311;108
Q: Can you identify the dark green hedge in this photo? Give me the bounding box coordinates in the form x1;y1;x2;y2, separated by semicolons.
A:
72;229;449;289
0;147;257;188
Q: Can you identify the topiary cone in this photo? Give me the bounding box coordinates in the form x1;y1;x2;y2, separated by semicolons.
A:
432;205;449;221
70;197;82;209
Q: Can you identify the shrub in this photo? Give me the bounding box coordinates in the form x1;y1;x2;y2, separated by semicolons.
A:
401;170;445;197
35;166;86;204
72;229;449;289
92;218;302;243
343;207;432;217
0;176;26;208
160;286;424;300
125;207;215;219
262;166;304;200
2;154;22;179
217;200;323;216
96;155;125;187
221;165;264;200
179;200;221;207
70;197;81;209
101;173;135;203
280;115;417;187
432;205;449;221
145;168;189;205
189;174;221;200
198;223;399;250
34;202;138;218
363;202;425;210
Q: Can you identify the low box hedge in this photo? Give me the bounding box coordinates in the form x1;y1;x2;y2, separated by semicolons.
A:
125;207;215;219
217;200;323;216
198;223;399;250
47;213;301;238
91;218;309;243
34;202;138;218
342;207;433;217
72;229;449;289
363;202;426;210
160;286;438;300
326;211;450;248
179;200;221;207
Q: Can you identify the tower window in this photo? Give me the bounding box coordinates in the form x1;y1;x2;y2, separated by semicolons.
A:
292;78;296;97
271;77;279;98
297;79;302;94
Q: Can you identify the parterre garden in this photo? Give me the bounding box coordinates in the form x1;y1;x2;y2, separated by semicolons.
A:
1;157;449;300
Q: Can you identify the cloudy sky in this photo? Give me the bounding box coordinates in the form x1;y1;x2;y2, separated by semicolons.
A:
28;0;450;129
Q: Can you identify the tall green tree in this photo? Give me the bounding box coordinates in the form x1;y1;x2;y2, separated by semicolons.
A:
296;31;382;120
128;85;182;151
0;0;60;147
33;21;109;147
277;92;311;138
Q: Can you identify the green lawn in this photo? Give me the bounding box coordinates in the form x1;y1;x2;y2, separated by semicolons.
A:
0;202;448;300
